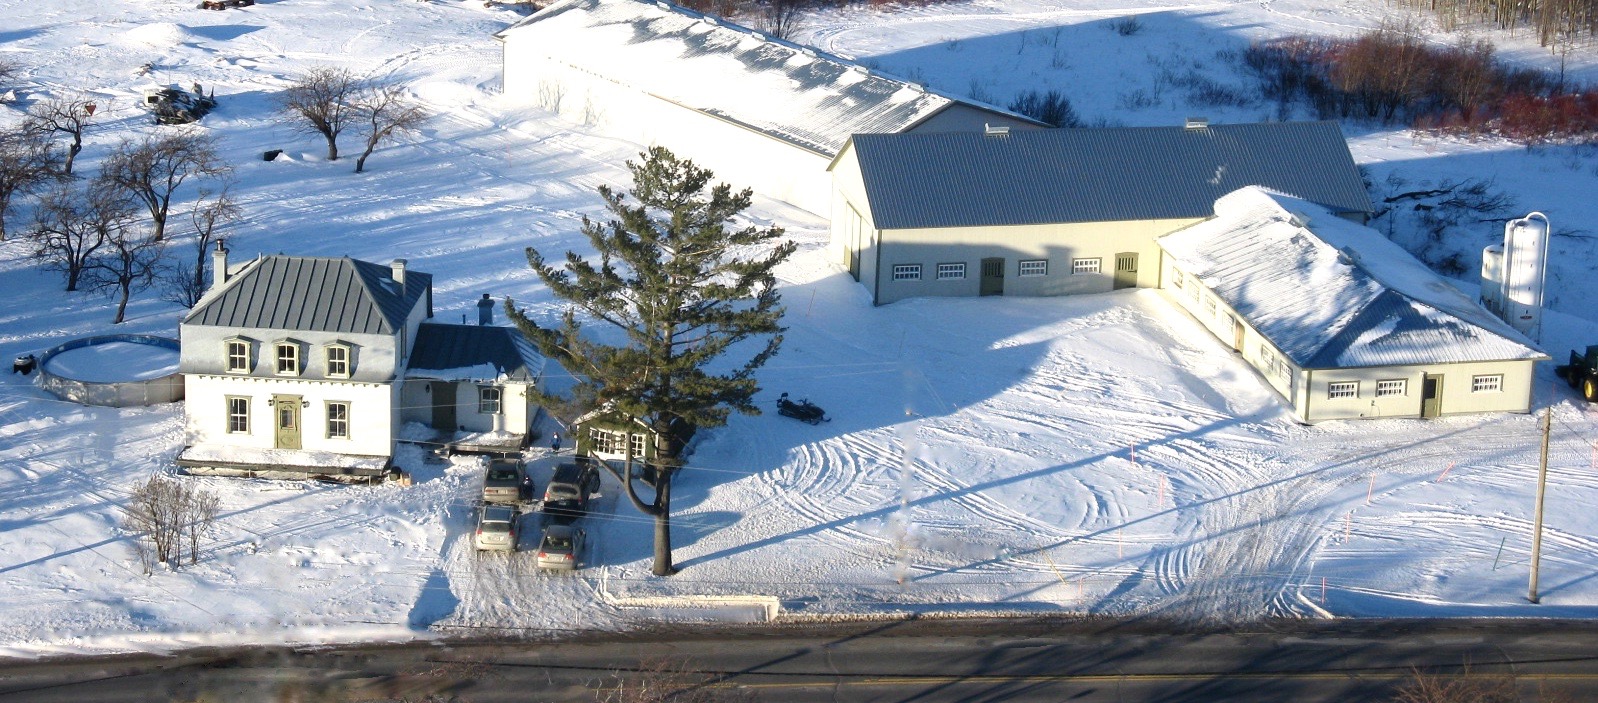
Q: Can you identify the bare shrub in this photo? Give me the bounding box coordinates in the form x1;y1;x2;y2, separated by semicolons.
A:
751;0;807;39
599;658;757;703
1007;89;1081;127
1111;15;1143;36
122;473;220;573
162;184;241;308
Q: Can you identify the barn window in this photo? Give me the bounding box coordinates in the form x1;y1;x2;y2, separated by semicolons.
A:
326;402;350;439
1019;260;1048;277
1376;379;1407;397
1327;381;1358;399
936;263;966;280
892;264;922;281
1472;374;1503;393
226;396;250;433
1172;271;1185;290
274;341;300;376
225;338;251;373
478;387;502;414
1204;295;1218;317
325;344;351;378
1071;258;1100;274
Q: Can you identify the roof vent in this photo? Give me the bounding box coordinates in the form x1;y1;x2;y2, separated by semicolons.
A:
1337;245;1359;265
800;46;817;58
1185;116;1209;130
655;0;671;8
984;123;1011;136
701;15;719;25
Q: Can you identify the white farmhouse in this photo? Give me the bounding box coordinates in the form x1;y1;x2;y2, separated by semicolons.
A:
1159;187;1547;423
494;0;1042;215
176;247;545;479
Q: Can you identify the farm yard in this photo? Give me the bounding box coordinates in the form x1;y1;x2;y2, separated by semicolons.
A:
1;0;1598;656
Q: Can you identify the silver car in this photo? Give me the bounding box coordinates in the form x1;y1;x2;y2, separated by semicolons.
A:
474;504;520;552
536;524;587;570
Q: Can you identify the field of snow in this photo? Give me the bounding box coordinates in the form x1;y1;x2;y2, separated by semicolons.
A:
2;0;1598;657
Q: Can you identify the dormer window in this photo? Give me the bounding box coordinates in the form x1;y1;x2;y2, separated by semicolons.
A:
325;343;351;378
275;341;301;376
224;338;252;374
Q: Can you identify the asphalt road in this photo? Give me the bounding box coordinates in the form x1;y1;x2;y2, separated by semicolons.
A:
4;618;1598;702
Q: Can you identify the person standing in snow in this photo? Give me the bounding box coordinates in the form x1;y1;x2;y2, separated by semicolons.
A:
551;432;561;452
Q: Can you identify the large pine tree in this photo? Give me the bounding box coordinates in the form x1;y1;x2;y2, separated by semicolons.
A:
508;147;795;576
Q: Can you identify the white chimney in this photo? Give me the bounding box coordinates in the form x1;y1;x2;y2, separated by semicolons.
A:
1185;116;1209;130
210;239;229;293
984;123;1010;136
391;259;407;288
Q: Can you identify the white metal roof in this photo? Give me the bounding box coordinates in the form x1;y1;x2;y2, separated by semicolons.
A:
1159;187;1546;369
495;0;1004;156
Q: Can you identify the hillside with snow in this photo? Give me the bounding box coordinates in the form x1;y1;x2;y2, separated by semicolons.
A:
1;0;1598;657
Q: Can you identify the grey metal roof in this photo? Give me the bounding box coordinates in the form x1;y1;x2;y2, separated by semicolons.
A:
846;121;1374;230
1159;187;1544;369
406;323;546;383
494;0;1029;156
184;255;431;335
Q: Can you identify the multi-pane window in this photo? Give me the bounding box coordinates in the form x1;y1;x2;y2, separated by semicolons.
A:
936;263;966;280
1376;379;1407;397
630;432;647;458
590;428;621;453
275;342;299;375
1472;374;1503;393
478;387;502;414
1018;259;1048;277
1187;280;1201;302
1172;271;1185;290
225;340;250;373
1204;296;1218;317
226;396;249;433
1071;258;1101;274
1328;381;1358;399
326;402;349;439
892;264;922;281
325;345;350;378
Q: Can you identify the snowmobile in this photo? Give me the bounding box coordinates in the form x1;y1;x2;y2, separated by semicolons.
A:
777;393;829;425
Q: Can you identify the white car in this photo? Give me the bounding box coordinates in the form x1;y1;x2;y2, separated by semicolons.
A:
474;504;520;551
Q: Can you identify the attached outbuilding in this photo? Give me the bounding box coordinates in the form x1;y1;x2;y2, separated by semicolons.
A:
494;0;1042;216
829;120;1373;305
1158;187;1547;423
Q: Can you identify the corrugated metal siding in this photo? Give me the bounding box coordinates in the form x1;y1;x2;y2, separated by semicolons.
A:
185;256;430;335
851;122;1373;230
496;0;1014;156
1160;188;1543;369
407;323;546;382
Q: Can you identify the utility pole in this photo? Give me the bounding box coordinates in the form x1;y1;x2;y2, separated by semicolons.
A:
1529;408;1551;604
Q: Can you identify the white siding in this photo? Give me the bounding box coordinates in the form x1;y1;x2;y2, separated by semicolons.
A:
185;374;395;457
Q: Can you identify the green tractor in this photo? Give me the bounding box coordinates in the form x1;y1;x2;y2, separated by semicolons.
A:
1555;345;1598;402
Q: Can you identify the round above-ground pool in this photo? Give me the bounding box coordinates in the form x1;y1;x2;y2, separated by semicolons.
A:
36;334;184;407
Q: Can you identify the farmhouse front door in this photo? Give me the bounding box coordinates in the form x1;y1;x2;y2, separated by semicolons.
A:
980;257;1004;296
1421;374;1444;418
273;395;302;450
431;382;456;431
1114;252;1139;289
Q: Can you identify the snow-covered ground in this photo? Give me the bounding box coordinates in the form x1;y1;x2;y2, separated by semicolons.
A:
2;0;1598;657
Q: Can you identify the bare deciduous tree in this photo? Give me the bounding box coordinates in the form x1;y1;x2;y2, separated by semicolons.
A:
278;66;361;161
163;182;241;308
22;94;99;176
753;0;807;40
122;473;220;573
352;83;427;173
0;57;19;91
27;181;134;291
102;130;229;241
0;127;60;241
82;203;164;324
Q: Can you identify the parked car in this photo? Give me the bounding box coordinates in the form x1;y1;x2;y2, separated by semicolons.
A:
482;458;526;505
543;461;600;521
474;504;521;552
536;523;587;571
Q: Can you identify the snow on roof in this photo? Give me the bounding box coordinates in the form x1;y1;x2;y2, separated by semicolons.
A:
495;0;1000;156
1159;187;1546;368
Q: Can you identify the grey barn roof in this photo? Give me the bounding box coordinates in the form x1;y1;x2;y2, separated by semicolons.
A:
185;255;431;335
845;121;1373;230
406;323;546;383
494;0;1033;156
1159;187;1543;369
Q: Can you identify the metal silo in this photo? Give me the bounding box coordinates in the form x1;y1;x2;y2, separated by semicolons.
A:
1500;212;1549;342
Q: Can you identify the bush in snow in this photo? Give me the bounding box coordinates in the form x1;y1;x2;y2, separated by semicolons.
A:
122;473;220;574
1008;89;1081;128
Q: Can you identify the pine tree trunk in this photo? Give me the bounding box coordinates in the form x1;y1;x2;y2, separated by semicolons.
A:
651;469;675;576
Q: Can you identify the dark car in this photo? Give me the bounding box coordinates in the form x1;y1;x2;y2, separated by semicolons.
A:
543;461;600;521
